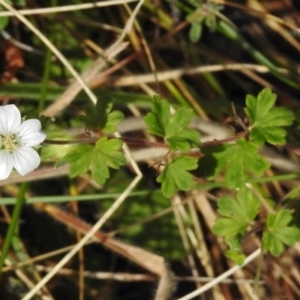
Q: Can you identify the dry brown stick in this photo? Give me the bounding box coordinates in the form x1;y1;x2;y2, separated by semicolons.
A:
34;203;165;276
34;203;177;299
154;263;176;300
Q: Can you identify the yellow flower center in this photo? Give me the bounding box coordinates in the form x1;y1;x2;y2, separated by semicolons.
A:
0;134;20;153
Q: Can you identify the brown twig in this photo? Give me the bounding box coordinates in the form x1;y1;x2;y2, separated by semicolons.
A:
33;203;165;277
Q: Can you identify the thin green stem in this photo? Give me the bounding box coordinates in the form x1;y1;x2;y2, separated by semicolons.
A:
217;20;300;90
1;190;148;205
0;182;28;279
44;131;246;149
38;0;57;112
253;248;264;294
39;47;52;112
43;136;169;148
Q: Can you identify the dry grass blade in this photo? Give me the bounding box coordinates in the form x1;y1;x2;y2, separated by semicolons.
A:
0;1;140;17
21;173;142;300
43;0;144;117
176;249;261;300
42;41;128;116
106;63;286;87
33;203;164;276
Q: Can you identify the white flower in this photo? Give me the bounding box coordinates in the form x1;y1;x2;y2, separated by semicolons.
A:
0;104;46;179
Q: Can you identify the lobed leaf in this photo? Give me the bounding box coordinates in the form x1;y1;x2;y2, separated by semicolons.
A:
103;110;124;133
202;139;270;188
63;137;126;185
245;89;276;121
64;144;93;177
213;188;260;239
225;250;245;266
245;88;295;145
80;96;124;133
143;96;170;137
165;107;193;136
94;138;126;169
144;97;200;151
263;210;300;256
157;156;198;197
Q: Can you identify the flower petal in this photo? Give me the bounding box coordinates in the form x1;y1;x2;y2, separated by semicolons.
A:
18;119;46;146
0;104;21;134
0;150;14;179
12;147;40;176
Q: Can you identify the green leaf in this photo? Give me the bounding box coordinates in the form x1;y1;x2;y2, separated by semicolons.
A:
203;139;270;188
80;96;124;133
63;137;126;185
143;96;170;137
157;156;198;197
103;110;124;133
0;5;9;30
263;210;300;256
144;97;200;151
213;188;260;239
225;250;245;266
94;137;126;169
226;234;243;251
225;234;246;264
167;129;200;151
245;88;295;145
64;144;93;177
205;15;217;30
189;22;203;42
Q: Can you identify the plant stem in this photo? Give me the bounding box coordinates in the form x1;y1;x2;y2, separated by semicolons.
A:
43;136;169;148
44;131;247;149
0;182;28;279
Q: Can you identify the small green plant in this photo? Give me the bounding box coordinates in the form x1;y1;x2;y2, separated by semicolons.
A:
263;210;300;256
186;2;223;42
212;188;260;264
2;87;294;271
46;87;300;264
61;96;126;186
3;2;300;298
144;96;200;150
